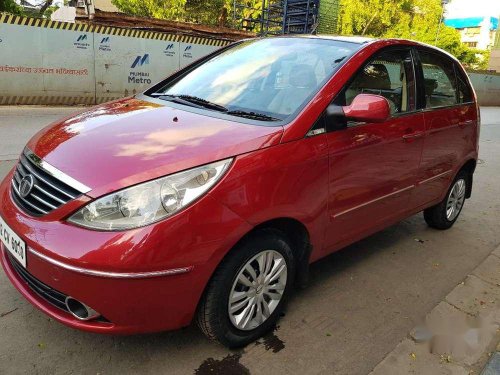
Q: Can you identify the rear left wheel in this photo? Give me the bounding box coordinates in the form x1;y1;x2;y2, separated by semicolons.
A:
424;170;468;230
196;229;295;348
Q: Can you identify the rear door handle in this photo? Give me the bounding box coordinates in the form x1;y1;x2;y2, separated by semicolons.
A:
459;120;474;127
402;132;424;141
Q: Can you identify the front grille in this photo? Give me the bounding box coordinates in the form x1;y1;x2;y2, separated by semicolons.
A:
11;153;81;216
8;254;69;312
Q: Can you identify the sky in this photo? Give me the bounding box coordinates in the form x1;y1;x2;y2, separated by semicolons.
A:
445;0;500;19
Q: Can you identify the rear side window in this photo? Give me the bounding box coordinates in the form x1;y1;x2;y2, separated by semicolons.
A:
455;66;473;103
419;51;458;108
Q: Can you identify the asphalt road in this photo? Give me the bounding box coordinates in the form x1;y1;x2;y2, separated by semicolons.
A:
0;106;499;375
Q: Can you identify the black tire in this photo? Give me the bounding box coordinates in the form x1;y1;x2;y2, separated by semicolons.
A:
424;170;469;230
196;229;295;348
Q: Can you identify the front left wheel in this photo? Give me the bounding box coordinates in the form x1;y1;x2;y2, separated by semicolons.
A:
196;229;295;348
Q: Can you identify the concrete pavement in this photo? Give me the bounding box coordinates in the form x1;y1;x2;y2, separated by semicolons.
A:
0;106;85;161
370;245;500;375
0;106;500;374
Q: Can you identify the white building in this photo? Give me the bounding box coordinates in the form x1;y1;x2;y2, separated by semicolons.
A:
444;16;498;50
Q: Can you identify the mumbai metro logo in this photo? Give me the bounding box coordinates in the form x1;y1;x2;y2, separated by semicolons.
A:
183;45;193;59
131;54;150;68
99;36;111;52
164;43;176;57
129;54;151;84
74;34;90;50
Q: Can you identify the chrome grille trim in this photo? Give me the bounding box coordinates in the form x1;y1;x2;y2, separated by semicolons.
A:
33;184;66;204
11;149;88;216
19;154;77;199
23;148;91;194
30;192;58;210
11;180;49;214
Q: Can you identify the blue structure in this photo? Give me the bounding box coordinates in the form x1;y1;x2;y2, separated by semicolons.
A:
444;16;498;31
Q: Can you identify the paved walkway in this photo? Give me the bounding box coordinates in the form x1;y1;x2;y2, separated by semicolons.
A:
371;245;500;375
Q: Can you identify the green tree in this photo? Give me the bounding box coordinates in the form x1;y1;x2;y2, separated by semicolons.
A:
0;0;24;15
336;0;486;67
185;0;234;26
111;0;187;21
111;0;236;26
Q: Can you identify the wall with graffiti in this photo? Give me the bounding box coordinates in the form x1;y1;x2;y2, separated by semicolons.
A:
0;13;230;105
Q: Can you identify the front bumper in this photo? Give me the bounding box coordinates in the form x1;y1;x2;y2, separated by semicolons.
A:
0;167;252;334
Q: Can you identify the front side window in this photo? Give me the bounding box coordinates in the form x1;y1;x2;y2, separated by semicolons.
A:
149;38;359;122
419;50;458;108
335;49;416;116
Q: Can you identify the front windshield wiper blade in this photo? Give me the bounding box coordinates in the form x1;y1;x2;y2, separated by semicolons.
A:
176;95;229;113
226;110;282;122
153;93;228;113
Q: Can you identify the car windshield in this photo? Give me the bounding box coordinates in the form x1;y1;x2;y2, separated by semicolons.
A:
149;37;359;122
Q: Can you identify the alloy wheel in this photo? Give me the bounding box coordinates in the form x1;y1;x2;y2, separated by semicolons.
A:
228;250;287;331
446;178;466;221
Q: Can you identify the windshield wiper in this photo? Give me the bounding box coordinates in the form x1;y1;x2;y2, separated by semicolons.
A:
176;95;229;112
226;110;282;122
151;93;281;122
154;94;228;112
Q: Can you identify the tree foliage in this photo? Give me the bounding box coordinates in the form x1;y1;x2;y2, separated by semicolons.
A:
0;0;24;15
110;0;187;21
111;0;234;26
337;0;487;67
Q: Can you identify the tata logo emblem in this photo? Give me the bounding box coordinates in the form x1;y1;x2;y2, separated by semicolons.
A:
77;34;88;42
100;37;110;43
131;54;150;68
19;175;35;198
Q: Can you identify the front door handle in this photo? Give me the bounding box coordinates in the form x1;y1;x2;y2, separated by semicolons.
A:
402;132;424;141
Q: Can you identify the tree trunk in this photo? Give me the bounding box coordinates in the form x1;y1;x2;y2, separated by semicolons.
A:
39;0;53;15
362;11;378;35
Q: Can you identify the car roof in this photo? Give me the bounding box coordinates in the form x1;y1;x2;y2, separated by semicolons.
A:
293;35;460;62
298;34;375;44
241;35;461;64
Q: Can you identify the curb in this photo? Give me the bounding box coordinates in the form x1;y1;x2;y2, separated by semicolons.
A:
369;245;500;375
481;351;500;375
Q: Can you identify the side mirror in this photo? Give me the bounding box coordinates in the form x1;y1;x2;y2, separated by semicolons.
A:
342;94;390;123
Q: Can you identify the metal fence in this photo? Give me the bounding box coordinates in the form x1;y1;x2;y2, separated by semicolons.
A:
0;13;229;105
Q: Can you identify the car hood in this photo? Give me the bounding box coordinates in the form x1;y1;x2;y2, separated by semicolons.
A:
27;98;283;198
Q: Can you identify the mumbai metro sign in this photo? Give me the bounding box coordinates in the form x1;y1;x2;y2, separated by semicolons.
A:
128;54;151;84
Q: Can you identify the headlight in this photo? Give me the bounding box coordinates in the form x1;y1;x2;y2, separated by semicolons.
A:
68;158;233;231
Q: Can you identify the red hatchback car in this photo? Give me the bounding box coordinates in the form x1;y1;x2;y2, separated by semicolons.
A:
0;36;479;347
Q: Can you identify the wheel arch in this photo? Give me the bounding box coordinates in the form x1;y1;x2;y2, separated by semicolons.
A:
459;158;477;199
194;216;312;328
240;217;312;287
